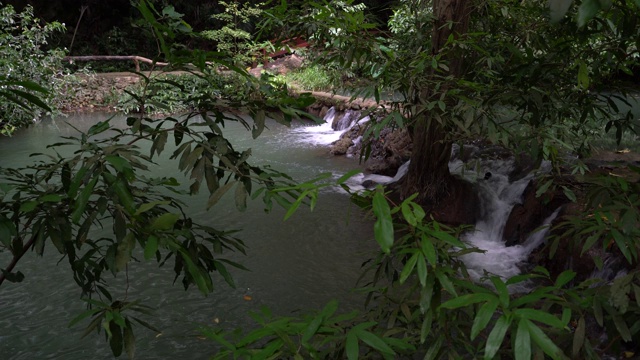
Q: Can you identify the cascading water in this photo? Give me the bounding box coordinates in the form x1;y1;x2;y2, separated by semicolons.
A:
294;107;563;286
292;106;367;146
451;157;559;284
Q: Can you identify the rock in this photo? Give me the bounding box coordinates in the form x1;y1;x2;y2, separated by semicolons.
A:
430;177;479;226
502;180;569;247
330;137;353;155
319;105;329;119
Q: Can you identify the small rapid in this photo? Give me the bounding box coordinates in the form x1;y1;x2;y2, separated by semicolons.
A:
293;106;563;285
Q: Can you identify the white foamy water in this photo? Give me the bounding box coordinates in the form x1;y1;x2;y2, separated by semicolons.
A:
296;107;562;286
291;106;367;146
452;158;558;285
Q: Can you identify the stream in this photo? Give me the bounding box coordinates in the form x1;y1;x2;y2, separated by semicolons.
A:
0;106;590;358
0;112;376;359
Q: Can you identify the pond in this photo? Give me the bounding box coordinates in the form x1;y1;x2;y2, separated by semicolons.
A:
0;112;376;359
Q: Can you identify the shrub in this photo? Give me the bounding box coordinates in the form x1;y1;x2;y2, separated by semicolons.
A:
0;4;67;135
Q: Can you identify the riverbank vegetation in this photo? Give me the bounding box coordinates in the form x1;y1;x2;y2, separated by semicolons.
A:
1;0;639;359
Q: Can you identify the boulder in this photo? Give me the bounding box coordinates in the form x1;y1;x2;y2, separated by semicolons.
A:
502;180;568;247
330;137;354;155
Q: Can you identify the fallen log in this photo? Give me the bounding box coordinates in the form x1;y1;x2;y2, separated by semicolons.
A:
63;56;169;72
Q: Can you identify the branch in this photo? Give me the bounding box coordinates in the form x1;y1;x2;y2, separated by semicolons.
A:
0;233;37;287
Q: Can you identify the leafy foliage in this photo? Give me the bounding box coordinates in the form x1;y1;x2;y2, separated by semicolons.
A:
0;4;67;135
0;0;317;357
200;1;271;66
207;187;639;359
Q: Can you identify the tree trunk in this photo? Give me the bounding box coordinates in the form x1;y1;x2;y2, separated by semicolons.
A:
402;0;471;205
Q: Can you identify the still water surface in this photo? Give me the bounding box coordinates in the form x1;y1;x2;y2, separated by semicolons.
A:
0;113;375;359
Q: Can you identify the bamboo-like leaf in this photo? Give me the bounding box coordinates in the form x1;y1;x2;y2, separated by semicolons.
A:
109;322;123;357
355;330;396;355
252;110;266;138
150;213;179;230
440;293;494;310
416;253;427;287
554;270;576;288
421;234;437;265
525;319;566;360
399;251;419;284
490;276;510;308
71;175;99;224
337;169;362;185
577;0;601;27
123;320;135;359
549;0;573;23
346;332;359;360
514;309;566;329
207;181;235;210
144;235;158;260
515;318;532;360
372;190;394;253
484;315;511;360
572;316;585;357
234;181;247;211
471;298;500;340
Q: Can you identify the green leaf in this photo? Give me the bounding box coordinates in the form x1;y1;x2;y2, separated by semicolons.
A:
88;120;110;136
124;320;135;359
421;234;437;265
302;314;323;344
372;190;394;253
416;253;427;287
490;276;510;308
207;181;235;210
252;109;266;138
471;298;500;340
234;181;247;211
115;233;135;272
536;179;553;198
561;186;577;203
337;169;362;185
577;0;601;27
484;315;511;360
39;194;62;203
549;0;573;23
554;270;576;288
515;318;532;360
19;201;38;213
514;309;566;329
577;61;589;90
150;213;179;230
346;332;359;360
144;235;158;260
0;215;17;247
68;307;103;328
399;251;419;284
71;175;99;224
572;316;585;357
612;315;632;342
611;228;633;263
355;330;396;356
525;319;566;360
109;322;123;357
430;229;464;247
135;200;170;215
440;293;494;309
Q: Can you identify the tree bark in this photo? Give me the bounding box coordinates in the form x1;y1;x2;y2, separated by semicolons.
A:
402;0;472;204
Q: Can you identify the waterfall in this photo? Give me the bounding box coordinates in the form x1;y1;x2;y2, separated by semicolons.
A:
296;108;562;286
451;157;558;286
332;109;362;131
293;106;364;145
